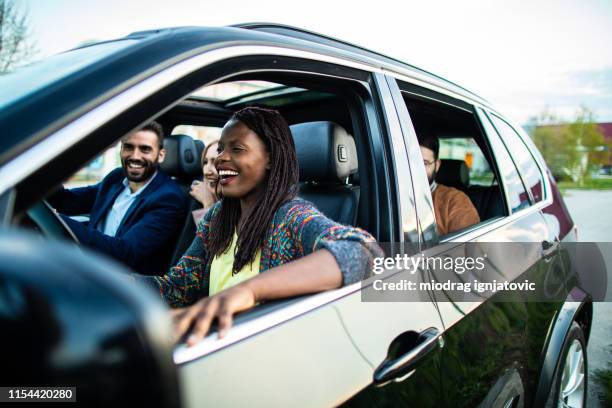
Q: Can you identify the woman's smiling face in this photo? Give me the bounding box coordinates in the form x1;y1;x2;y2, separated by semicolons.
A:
215;120;270;202
202;141;219;190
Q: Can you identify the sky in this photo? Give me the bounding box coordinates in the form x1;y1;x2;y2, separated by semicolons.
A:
19;0;612;125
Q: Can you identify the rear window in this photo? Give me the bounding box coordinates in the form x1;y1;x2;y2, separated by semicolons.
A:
439;138;495;186
489;115;544;203
480;111;531;213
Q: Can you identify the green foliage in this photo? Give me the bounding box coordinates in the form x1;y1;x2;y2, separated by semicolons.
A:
594;364;612;407
529;106;610;184
558;177;612;193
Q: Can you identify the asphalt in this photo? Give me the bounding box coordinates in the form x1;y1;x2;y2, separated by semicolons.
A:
562;189;612;408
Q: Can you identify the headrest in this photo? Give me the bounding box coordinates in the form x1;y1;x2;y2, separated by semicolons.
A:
290;121;358;182
436;159;470;190
161;134;204;179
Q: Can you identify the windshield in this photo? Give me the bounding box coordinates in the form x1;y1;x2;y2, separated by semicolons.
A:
0;40;137;110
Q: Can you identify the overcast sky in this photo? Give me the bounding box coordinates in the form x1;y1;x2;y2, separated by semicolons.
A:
21;0;612;125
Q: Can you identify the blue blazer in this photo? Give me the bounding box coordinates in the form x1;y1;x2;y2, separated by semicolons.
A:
48;168;189;276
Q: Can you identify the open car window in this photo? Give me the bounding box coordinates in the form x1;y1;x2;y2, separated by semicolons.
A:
66;144;121;188
394;82;509;241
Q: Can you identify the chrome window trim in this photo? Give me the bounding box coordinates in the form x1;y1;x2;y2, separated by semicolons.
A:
0;45;389;196
484;110;552;204
386;70;494;114
440;198;551;243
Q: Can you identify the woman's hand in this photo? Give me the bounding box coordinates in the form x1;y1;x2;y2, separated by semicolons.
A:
171;249;342;346
171;283;257;346
189;180;217;209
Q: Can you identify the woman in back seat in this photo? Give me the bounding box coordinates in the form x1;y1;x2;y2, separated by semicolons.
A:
139;107;382;346
189;139;220;224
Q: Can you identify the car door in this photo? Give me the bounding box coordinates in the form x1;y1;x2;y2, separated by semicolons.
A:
384;74;566;407
175;62;446;407
335;72;446;408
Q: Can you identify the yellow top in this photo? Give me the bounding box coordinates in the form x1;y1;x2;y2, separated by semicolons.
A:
209;232;261;296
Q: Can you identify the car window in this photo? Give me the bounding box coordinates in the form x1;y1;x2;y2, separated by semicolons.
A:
397;86;508;240
439;138;495;186
66;144;120;188
479;111;531;213
488;114;544;203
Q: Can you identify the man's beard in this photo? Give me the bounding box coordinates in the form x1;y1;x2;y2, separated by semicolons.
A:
121;158;158;182
428;168;437;185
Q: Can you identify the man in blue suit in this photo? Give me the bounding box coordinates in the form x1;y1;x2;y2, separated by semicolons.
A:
48;122;189;276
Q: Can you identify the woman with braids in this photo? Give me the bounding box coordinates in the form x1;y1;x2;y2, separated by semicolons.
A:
140;106;381;346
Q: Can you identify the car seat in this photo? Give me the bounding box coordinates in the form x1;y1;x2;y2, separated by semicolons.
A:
290;121;359;225
436;159;504;221
160;134;205;267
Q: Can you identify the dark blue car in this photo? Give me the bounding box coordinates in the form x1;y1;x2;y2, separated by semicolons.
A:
0;24;598;407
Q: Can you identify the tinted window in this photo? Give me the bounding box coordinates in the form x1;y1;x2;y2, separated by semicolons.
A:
479;111;530;212
489;115;544;203
439;138;495;186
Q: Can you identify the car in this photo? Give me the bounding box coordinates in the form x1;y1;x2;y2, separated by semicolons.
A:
0;23;598;407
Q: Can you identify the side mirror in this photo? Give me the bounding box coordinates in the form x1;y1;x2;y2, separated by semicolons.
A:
0;230;180;408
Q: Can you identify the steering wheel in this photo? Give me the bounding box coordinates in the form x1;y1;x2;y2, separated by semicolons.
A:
26;200;80;243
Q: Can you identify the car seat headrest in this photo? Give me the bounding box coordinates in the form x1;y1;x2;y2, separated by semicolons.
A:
290;121;358;183
161;134;204;179
436;159;470;190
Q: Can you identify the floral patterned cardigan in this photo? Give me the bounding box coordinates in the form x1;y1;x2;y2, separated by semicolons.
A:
140;198;382;308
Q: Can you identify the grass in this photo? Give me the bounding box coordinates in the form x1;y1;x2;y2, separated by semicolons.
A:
594;365;612;408
557;177;612;194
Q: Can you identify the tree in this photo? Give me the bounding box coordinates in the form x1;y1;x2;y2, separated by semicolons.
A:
0;0;36;73
529;106;609;183
568;106;609;181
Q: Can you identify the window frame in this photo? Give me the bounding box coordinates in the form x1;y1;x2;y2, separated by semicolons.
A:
477;108;530;214
391;79;513;243
487;111;547;204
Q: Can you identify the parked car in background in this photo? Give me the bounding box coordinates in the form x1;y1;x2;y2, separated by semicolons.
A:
0;24;592;407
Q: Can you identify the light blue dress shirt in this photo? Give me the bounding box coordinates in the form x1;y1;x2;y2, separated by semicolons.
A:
97;171;158;236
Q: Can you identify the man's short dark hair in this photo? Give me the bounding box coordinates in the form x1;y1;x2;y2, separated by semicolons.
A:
417;132;439;160
139;121;164;148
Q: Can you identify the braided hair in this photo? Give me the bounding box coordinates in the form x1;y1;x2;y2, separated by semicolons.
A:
207;107;300;274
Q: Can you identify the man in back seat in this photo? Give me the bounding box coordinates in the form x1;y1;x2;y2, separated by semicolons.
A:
418;133;480;235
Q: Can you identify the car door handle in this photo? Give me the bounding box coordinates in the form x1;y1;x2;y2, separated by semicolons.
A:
373;327;441;386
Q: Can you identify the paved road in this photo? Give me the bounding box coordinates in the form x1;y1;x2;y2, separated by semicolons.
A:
563;190;612;407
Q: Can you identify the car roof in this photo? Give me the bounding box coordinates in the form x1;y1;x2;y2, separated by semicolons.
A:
0;24;490;166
